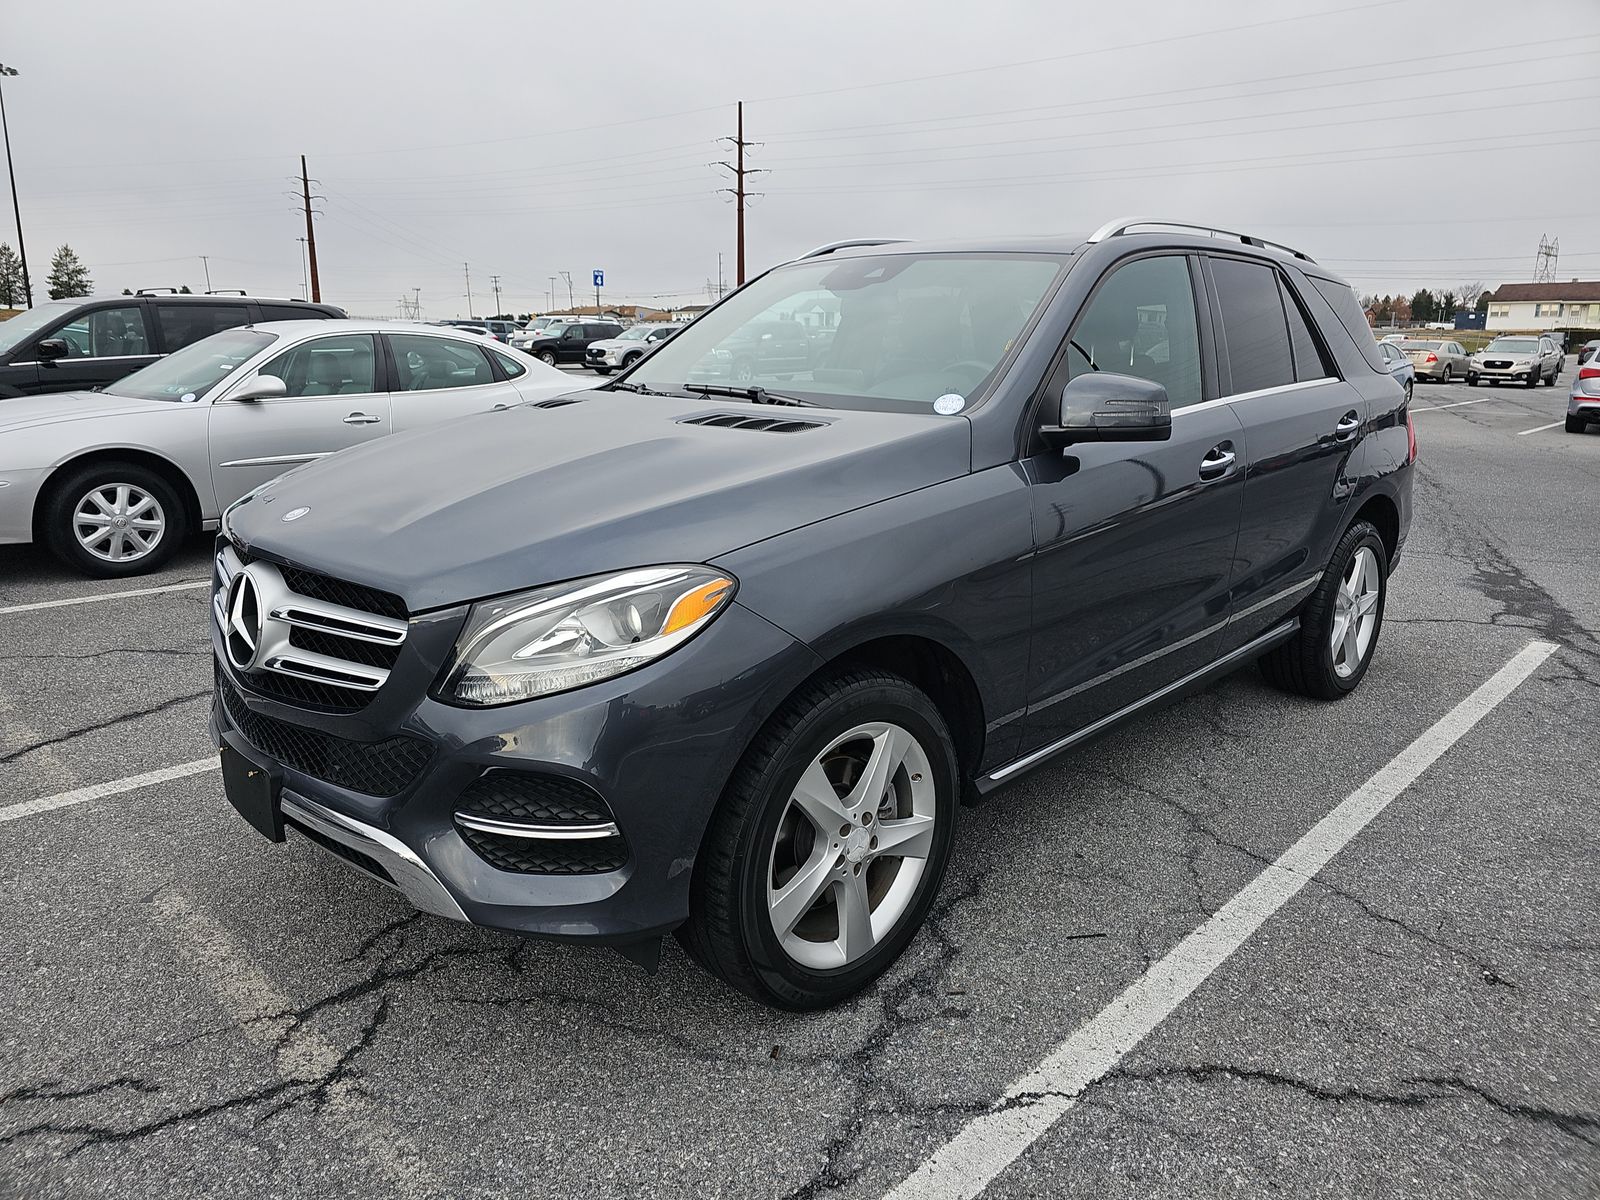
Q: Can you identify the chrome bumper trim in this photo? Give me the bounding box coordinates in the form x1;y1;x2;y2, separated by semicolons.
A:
281;791;469;922
454;812;621;841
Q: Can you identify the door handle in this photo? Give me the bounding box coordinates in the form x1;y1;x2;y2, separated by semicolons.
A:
1198;444;1237;481
1333;412;1361;441
343;412;381;425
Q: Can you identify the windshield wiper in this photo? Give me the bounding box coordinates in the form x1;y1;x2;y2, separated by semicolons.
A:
608;380;675;396
682;383;816;407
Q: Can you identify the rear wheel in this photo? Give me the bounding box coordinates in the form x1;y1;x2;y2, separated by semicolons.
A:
1568;415;1587;433
536;349;556;365
43;461;189;578
1259;520;1388;700
1440;365;1451;384
679;670;958;1009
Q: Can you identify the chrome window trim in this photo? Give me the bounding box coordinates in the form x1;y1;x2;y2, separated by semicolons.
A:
1173;376;1339;417
218;452;334;469
454;813;622;841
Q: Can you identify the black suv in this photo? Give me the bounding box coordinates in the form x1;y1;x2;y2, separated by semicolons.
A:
520;321;624;365
0;294;345;398
213;219;1413;1009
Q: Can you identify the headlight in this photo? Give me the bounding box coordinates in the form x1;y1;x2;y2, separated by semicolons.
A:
439;566;736;706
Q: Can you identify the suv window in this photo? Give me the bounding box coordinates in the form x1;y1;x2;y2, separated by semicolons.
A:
258;303;325;322
1280;279;1333;382
390;333;494;391
1211;258;1294;395
1308;274;1386;372
156;303;251;353
259;334;378;397
49;305;150;358
1066;255;1202;410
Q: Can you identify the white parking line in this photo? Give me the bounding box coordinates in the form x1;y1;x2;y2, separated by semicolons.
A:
885;638;1558;1200
0;758;217;824
0;579;208;616
1517;420;1565;436
1409;397;1497;413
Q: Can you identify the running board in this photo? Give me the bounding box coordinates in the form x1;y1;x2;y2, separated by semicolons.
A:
978;617;1300;791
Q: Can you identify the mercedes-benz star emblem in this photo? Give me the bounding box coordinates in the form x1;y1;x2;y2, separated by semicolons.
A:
225;570;264;671
282;506;310;522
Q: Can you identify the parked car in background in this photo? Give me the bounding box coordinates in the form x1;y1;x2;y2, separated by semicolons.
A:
584;323;684;374
519;321;624;365
1569;360;1600;433
0;294;344;399
1467;335;1562;387
1400;339;1468;383
1546;331;1568;354
510;316;587;350
1380;332;1408;344
686;319;814;383
1578;338;1600;365
1379;340;1414;400
211;220;1413;1008
0;322;594;577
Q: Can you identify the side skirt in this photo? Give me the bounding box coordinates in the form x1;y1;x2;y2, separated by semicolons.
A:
975;617;1300;794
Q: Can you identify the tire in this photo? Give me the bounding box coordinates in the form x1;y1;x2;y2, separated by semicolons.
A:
42;461;189;579
1525;370;1538;389
1404;380;1412;407
678;669;959;1009
592;366;612;375
1568;415;1587;434
731;358;756;384
1543;368;1556;387
1259;520;1388;701
622;352;642;370
1467;374;1478;387
536;350;556;365
1440;365;1451;384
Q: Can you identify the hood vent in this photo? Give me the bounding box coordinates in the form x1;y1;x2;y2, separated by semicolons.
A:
680;412;824;434
531;396;590;409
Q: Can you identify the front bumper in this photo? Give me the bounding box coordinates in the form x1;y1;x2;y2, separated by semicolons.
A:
0;467;47;545
210;549;822;945
1471;362;1537;381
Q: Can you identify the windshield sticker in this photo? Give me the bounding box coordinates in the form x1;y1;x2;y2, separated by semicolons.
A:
933;393;966;415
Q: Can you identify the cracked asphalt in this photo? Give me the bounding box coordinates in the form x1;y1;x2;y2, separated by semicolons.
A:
1;366;1596;1199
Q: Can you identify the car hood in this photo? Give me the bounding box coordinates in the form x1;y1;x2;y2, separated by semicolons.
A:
0;389;170;435
227;391;972;610
586;338;639;353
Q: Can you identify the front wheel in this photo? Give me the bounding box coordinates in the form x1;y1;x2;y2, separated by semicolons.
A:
1543;369;1556;387
1525;371;1539;389
679;670;958;1009
43;461;189;578
1259;520;1388;700
1467;373;1478;386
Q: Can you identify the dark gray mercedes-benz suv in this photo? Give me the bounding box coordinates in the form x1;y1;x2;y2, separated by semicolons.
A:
211;219;1414;1009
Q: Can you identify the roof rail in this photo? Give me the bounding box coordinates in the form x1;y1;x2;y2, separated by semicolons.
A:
206;289;247;296
799;238;909;260
1084;217;1316;264
135;287;179;295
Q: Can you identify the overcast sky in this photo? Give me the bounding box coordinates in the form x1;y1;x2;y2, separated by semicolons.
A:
6;0;1598;317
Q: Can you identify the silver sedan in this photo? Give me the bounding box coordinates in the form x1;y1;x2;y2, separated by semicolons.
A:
0;320;594;577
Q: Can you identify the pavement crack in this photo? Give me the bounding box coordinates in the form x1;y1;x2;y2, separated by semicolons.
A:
0;1077;161;1105
0;689;212;764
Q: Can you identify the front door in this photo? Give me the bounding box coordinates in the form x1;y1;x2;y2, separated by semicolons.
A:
207;332;392;506
1020;253;1246;750
385;332;527;432
23;302;158;396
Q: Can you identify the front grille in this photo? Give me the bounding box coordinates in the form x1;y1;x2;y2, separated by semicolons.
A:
1485;359;1511;369
244;670;372;712
289;626;402;670
279;566;407;621
458;827;629;875
218;670;430;796
454;771;627;875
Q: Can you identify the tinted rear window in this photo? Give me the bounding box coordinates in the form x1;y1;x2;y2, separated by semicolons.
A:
1211;257;1294;395
1309;275;1386;371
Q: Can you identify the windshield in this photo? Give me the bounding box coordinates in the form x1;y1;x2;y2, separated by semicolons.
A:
524;318;554;332
615;325;659;342
1487;338;1539;353
626;253;1064;412
108;328;277;401
0;301;82;357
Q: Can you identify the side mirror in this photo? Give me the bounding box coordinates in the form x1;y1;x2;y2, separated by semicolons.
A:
228;374;287;402
36;338;69;362
1045;372;1172;444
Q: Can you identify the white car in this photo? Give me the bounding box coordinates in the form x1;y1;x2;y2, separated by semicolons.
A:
583;323;685;374
0;321;594;577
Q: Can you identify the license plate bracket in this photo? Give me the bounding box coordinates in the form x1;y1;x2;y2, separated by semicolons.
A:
220;736;284;842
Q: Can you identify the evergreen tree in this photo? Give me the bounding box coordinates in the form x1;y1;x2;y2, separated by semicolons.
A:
0;243;22;307
122;287;133;295
179;284;192;294
46;245;92;299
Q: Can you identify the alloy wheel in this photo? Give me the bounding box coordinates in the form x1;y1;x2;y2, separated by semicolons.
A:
73;483;166;563
1330;545;1381;679
765;721;937;970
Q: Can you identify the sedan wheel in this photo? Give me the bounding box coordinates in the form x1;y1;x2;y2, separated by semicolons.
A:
74;483;166;564
680;669;957;1008
1440;365;1451;383
44;461;189;578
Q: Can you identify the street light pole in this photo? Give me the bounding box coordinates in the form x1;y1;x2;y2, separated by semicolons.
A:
560;270;574;311
200;255;212;293
0;64;33;308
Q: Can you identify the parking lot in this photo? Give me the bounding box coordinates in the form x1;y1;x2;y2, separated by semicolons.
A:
1;362;1597;1198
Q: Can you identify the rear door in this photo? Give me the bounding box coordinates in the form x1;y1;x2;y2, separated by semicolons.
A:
152;302;258;355
1203;255;1359;653
207;332;391;505
1019;252;1246;747
385;331;525;431
20;301;157;395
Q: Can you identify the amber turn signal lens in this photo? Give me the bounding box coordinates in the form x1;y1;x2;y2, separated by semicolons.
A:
662;577;735;635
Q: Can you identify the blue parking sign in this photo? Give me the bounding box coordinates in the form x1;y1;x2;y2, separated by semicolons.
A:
593;270;604;288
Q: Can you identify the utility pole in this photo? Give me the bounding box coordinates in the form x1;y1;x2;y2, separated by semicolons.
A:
200;255;212;293
463;262;474;318
490;273;502;318
0;64;32;307
547;275;556;312
560;270;574;311
713;101;764;286
295;237;309;300
300;155;321;302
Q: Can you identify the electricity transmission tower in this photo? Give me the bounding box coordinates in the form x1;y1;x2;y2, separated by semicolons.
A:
1534;235;1559;282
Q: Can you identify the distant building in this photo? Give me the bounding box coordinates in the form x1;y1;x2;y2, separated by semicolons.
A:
538;304;672;323
1483;281;1600;331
